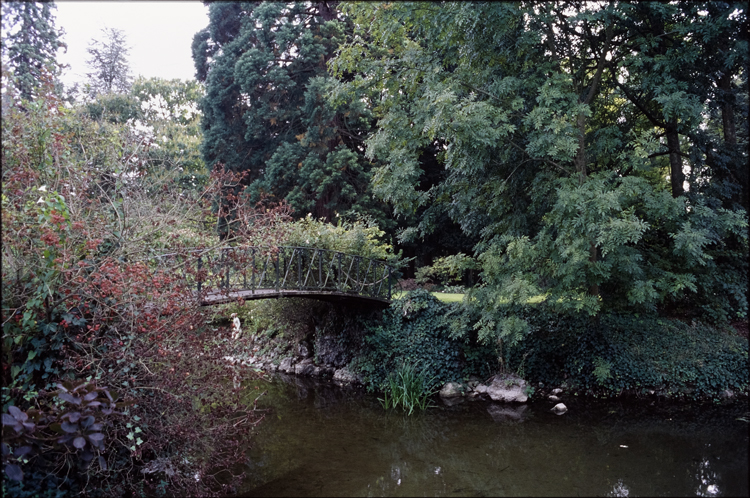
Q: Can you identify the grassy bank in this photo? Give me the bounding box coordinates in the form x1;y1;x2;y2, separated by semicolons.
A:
392;291;465;303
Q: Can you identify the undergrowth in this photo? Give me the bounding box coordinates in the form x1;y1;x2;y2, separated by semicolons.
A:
355;291;748;403
503;310;749;399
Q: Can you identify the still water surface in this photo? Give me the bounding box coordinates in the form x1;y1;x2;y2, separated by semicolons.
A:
233;374;748;497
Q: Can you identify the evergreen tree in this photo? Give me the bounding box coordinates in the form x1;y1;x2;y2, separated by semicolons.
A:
192;1;393;239
85;27;132;94
0;0;65;101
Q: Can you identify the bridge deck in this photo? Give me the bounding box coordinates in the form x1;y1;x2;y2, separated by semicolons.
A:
199;288;391;307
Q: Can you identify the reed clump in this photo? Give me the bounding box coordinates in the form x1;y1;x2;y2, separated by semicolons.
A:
378;362;437;415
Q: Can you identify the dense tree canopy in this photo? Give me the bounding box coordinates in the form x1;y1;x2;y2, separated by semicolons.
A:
332;1;748;328
192;1;394;238
0;0;65;101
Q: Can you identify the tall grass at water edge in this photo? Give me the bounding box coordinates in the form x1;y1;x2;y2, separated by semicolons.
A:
378;363;438;415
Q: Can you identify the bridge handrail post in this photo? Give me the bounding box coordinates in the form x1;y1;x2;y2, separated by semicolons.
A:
298;248;302;289
225;247;231;291
388;265;392;300
275;250;280;293
218;248;223;290
251;248;255;294
197;255;202;294
375;261;381;297
337;252;342;292
376;262;382;297
242;248;247;289
318;249;322;289
355;256;360;294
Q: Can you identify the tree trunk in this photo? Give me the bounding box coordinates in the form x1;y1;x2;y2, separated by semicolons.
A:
719;72;737;146
665;124;685;198
575;114;587;185
575;20;612;299
317;1;337;22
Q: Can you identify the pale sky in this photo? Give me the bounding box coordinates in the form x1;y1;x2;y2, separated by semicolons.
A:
53;1;210;88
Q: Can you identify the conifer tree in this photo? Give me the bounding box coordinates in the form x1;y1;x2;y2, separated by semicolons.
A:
192;1;392;238
0;0;65;101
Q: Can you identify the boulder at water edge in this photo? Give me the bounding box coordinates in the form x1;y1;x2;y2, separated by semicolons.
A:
332;366;361;385
439;382;465;398
294;358;315;376
265;362;279;372
551;403;568;415
486;374;528;403
278;357;295;373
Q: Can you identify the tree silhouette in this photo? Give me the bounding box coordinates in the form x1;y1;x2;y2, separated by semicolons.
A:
85;27;131;94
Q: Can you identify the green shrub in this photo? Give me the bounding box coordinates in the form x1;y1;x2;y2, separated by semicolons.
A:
360;289;747;401
284;215;401;267
355;290;497;393
503;308;749;398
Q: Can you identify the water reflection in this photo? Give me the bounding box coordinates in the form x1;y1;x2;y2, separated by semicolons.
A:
487;403;527;423
695;446;721;497
390;464;401;485
235;376;748;497
607;479;630;497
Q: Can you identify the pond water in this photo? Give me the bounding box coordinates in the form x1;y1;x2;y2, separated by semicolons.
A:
232;374;748;497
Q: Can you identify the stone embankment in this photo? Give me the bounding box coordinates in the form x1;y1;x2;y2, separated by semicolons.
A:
223;329;570;416
222;333;365;386
437;373;569;415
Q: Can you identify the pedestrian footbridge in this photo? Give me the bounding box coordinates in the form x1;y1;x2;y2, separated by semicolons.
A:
152;246;395;308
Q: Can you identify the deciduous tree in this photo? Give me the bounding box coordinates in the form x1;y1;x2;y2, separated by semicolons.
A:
332;1;747;327
130;77;207;186
85;27;132;94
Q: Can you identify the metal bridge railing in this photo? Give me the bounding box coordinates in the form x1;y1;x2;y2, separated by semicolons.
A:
148;246;394;302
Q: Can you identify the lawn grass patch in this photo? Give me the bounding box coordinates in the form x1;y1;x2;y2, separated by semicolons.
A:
432;292;465;303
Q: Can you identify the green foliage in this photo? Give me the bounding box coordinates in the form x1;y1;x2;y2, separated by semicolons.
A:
415;253;477;287
332;1;748;325
130;77;206;187
378;362;436;416
82;91;142;124
193;1;394;235
355;290;496;393
0;1;65;101
592;357;613;386
477;172;748;318
284;215;400;267
77;76;207;187
1;80;214;398
501;307;748;399
1;70;255;496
